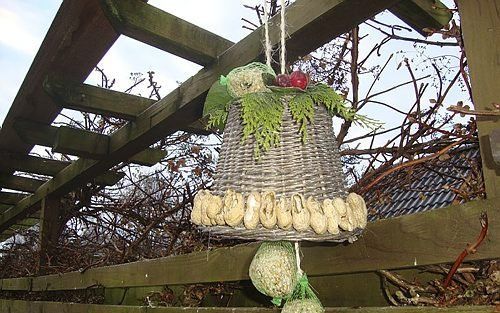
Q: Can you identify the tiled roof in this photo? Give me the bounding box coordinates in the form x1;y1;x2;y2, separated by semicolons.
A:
364;145;481;221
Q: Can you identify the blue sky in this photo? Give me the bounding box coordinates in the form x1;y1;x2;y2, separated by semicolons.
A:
0;1;467;149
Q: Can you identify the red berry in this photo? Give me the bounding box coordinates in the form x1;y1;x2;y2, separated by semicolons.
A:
290;70;309;90
276;74;291;87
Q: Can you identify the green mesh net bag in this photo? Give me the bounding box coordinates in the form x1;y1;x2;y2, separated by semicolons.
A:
249;241;298;299
220;62;276;97
282;274;324;313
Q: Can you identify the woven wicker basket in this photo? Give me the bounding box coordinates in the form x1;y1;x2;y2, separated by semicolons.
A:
204;97;362;242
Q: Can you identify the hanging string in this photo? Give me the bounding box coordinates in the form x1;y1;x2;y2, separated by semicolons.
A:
263;1;272;68
279;0;286;74
295;241;303;276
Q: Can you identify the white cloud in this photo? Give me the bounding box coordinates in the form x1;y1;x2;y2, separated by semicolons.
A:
0;7;42;54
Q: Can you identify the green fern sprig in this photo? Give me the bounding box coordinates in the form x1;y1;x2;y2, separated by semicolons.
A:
289;93;315;142
240;92;284;159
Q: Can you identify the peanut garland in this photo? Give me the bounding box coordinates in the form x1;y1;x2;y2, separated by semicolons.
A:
191;190;367;235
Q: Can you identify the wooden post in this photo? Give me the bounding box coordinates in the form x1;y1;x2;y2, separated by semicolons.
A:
38;196;63;274
457;0;500;197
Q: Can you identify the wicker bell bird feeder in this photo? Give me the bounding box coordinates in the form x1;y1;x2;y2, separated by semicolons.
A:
190;63;368;242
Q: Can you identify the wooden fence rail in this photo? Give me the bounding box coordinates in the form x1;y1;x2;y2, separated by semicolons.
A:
1;199;497;292
0;300;495;313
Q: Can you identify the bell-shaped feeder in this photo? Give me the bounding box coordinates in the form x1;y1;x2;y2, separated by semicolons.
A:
192;62;368;242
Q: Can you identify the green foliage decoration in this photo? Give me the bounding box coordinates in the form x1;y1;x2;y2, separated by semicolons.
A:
204;63;379;159
240;92;284;159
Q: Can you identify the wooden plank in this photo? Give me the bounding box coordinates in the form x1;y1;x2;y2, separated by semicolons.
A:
38;196;63;274
0;278;31;291
0;192;28;205
54;126;110;158
0;0;401;241
44;79;210;134
389;0;452;36
0;174;46;193
13;119;57;148
44;79;153;120
0;153;123;186
13;120;109;159
93;171;126;186
0;204;12;214
457;0;500;197
12;120;164;164
0;199;495;291
101;0;234;66
0;300;494;313
0;152;71;176
15;217;40;227
129;149;166;166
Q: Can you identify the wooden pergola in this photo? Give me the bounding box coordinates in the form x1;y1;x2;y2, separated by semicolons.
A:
0;0;498;312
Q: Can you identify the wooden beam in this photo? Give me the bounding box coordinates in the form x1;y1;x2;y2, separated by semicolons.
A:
13;120;109;159
0;0;400;240
38;196;63;274
0;174;45;193
1;199;496;291
0;300;494;313
101;0;234;66
389;0;452;36
0;216;39;242
54;126;110;158
457;0;500;197
0;153;123;186
44;79;211;134
93;171;126;186
128;148;166;166
0;153;71;176
15;217;40;227
44;79;152;120
0;192;28;205
13;120;164;164
0;204;12;214
13;119;57;148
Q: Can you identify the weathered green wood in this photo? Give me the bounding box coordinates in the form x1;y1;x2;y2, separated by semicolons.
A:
458;0;500;198
389;0;452;36
0;152;71;176
101;0;234;66
15;217;40;227
93;171;126;186
0;204;12;214
129;149;166;167
44;79;211;134
45;79;153;120
0;174;46;193
0;278;31;291
54;126;110;158
13;119;57;148
38;196;63;274
0;300;494;313
11;120;164;165
0;153;123;186
0;192;28;205
14;120;109;159
1;199;496;291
